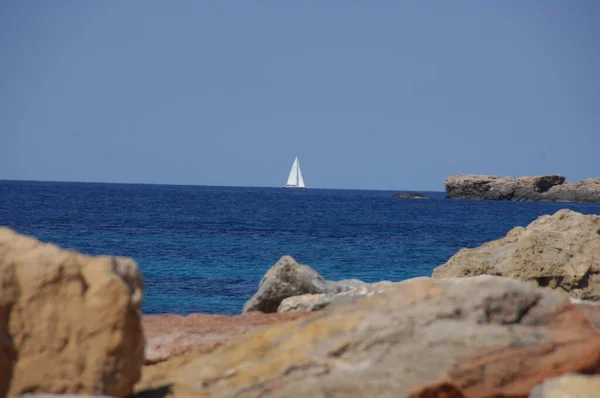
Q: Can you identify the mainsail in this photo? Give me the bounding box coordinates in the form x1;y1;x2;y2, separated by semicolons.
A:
284;156;306;188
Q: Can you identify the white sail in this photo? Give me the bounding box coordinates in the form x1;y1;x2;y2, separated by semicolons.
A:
296;161;305;188
284;156;306;188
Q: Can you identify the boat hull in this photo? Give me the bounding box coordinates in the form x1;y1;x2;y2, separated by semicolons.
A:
283;186;307;189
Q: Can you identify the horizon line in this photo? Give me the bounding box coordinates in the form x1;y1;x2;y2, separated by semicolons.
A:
0;178;445;193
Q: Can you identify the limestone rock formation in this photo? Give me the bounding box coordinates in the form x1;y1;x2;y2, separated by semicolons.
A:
136;275;600;398
143;312;308;364
0;228;145;398
242;256;329;313
433;209;600;301
529;373;600;398
242;256;396;313
445;174;600;202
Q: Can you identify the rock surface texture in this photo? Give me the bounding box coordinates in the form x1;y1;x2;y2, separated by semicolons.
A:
242;256;397;313
445;174;600;202
433;209;600;301
529;373;600;398
143;312;308;364
136;275;600;398
0;228;145;398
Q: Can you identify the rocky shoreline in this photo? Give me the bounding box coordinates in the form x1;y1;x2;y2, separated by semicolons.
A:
445;174;600;202
2;208;600;397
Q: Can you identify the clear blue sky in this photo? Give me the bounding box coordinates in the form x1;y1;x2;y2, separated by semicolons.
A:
1;1;598;191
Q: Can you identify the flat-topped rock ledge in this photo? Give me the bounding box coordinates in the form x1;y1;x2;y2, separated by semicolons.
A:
445;174;600;202
433;209;600;301
143;312;308;364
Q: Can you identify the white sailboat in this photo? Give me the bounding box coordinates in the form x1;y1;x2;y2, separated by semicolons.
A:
283;156;306;189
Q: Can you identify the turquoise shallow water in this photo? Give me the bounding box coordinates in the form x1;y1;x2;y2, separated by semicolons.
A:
2;180;599;315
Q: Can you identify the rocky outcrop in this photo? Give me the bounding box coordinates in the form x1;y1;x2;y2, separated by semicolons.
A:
143;312;308;364
135;275;600;398
529;373;600;398
243;256;397;313
393;192;434;199
0;228;145;398
433;209;600;301
445;174;600;202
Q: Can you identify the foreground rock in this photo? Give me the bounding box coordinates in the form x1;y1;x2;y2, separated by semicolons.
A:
529;373;600;398
242;256;397;313
0;228;145;398
136;276;600;398
445;174;600;202
143;312;308;364
433;209;600;301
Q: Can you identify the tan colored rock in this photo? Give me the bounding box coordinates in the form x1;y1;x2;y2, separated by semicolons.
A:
0;228;144;397
135;275;600;398
529;373;600;398
143;312;309;364
433;209;600;300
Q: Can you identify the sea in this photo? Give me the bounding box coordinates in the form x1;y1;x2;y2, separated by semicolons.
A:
2;180;600;315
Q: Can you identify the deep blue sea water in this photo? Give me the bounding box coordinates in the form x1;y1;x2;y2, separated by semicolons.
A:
2;180;600;315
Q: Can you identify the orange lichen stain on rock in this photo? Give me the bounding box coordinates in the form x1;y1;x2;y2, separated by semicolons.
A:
412;301;600;398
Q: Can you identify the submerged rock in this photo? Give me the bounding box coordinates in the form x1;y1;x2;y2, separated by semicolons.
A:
0;228;145;398
242;256;397;313
138;275;600;398
393;192;434;199
433;209;600;301
445;174;600;202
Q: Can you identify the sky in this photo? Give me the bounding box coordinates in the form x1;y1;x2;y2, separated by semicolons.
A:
1;1;599;191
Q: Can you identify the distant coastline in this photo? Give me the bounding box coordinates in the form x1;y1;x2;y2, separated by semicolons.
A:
445;174;600;203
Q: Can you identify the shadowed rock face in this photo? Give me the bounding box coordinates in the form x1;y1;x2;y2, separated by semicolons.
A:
0;228;145;398
433;209;600;301
445;174;600;202
136;276;600;398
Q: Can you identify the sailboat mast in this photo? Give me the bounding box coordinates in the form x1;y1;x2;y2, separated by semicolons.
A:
296;157;299;186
